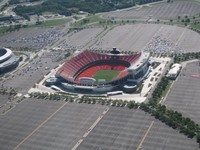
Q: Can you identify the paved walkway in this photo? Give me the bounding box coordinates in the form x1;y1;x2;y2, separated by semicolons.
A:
141;57;171;97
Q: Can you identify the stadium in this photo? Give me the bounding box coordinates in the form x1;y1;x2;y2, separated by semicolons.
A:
51;48;150;94
0;47;19;74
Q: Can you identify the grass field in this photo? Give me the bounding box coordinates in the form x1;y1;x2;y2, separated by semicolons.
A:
93;70;120;83
74;15;105;27
162;80;173;98
29;18;71;28
191;23;200;30
0;26;9;34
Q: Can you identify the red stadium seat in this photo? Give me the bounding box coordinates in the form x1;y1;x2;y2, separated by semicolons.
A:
56;50;141;82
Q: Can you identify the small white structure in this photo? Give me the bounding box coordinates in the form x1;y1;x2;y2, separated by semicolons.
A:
107;91;123;96
166;63;182;79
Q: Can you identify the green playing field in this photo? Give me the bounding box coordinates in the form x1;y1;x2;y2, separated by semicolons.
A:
92;70;120;83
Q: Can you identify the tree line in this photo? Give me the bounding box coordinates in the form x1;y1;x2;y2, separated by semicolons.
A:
138;0;163;5
9;0;40;5
12;0;165;19
140;77;200;144
174;52;200;63
29;91;140;108
13;0;136;18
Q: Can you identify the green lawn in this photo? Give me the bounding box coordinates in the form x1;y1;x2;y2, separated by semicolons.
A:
0;18;71;34
42;18;71;26
74;15;105;27
93;70;120;83
191;23;200;30
30;18;71;28
162;80;173;98
0;26;9;34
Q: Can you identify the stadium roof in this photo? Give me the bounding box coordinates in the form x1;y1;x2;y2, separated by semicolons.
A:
128;51;150;70
0;48;12;63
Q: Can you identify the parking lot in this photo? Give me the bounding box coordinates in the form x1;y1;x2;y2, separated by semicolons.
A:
0;27;64;50
0;97;198;150
78;108;153;150
0;99;106;150
78;107;198;150
0;51;64;94
0;99;64;150
92;24;200;53
164;61;200;124
57;27;104;50
142;121;198;150
0;94;10;106
16;103;106;150
104;1;200;19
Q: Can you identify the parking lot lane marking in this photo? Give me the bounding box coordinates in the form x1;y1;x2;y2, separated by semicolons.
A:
175;28;186;46
72;107;109;150
136;121;154;150
13;101;69;150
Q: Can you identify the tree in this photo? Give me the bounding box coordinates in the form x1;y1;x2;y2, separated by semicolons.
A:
101;99;105;105
185;128;195;138
127;101;134;109
185;22;188;26
185;18;190;23
111;101;116;106
196;133;200;144
82;19;89;24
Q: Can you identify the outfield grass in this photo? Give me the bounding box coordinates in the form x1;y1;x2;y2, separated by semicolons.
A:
93;70;120;83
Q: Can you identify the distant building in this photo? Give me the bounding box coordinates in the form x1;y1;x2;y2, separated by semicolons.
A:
0;15;14;22
0;48;19;74
79;11;87;14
